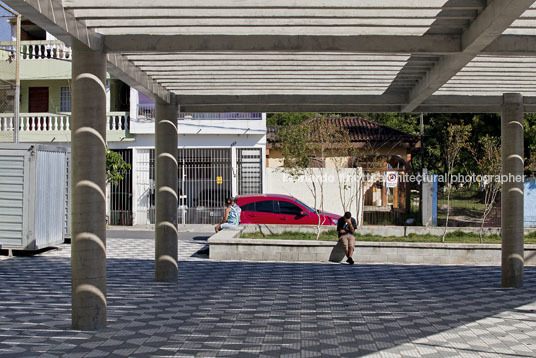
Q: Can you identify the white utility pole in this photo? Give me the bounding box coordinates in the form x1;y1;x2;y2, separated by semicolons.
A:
0;5;20;142
14;14;20;143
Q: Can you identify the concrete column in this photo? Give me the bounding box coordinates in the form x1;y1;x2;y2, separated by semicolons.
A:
231;147;238;196
71;40;107;330
129;88;139;121
501;93;524;288
155;97;178;282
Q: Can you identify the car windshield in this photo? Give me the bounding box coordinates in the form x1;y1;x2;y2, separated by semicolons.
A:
294;198;315;213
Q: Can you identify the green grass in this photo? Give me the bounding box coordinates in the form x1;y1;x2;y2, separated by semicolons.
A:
241;230;536;244
436;187;495;220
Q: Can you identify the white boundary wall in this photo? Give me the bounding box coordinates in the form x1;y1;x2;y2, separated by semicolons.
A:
266;167;363;219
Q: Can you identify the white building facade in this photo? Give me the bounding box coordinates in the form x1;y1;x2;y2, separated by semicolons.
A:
109;89;267;225
0;20;267;226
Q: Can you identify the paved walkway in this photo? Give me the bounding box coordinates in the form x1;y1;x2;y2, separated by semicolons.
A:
1;233;536;357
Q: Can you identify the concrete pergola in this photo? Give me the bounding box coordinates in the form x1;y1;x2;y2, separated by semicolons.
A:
4;0;536;330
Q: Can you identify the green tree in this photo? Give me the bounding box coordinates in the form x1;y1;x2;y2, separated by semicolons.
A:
525;113;536;176
278;124;312;170
269;112;422;134
353;112;420;135
106;149;131;185
279;118;350;239
473;136;501;242
266;113;319;126
442;123;472;241
422;114;469;174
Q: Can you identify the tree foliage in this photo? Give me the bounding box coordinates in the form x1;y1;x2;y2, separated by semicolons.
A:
473;135;501;241
279;117;350;170
278;124;312;170
267;113;319;126
279;118;351;238
106;149;131;186
269;111;536;178
351;112;420;135
442;123;471;241
525;113;536;176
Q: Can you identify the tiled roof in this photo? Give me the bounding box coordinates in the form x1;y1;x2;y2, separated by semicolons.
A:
267;117;419;145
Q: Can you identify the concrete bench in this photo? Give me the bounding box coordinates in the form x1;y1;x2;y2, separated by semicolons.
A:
208;227;346;262
207;227;536;265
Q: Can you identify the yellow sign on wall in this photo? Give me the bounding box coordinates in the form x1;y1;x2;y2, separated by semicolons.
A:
216;176;223;184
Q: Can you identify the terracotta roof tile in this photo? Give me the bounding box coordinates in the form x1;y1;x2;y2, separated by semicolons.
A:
268;116;419;144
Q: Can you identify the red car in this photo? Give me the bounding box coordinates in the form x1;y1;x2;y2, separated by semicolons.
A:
235;194;339;225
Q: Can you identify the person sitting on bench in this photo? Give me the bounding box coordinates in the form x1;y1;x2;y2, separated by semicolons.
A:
215;197;239;232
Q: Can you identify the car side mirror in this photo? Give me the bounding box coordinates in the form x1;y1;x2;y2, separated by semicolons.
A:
299;211;309;216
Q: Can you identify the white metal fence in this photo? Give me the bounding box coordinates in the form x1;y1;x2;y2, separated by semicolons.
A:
136;104;262;122
134;147;263;225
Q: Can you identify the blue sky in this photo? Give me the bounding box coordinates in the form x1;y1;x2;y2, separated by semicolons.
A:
0;2;15;41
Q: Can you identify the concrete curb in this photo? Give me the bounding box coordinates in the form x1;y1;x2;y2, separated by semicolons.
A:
208;227;536;265
107;224;216;232
241;224;536;236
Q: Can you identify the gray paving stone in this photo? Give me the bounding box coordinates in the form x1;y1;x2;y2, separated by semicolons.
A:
0;235;536;357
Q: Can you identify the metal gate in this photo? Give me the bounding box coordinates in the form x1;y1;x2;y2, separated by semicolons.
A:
135;148;252;224
178;148;232;224
134;149;155;225
237;148;262;195
64;150;71;238
109;149;133;225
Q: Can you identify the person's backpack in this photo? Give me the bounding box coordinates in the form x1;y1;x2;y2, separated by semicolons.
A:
233;203;242;224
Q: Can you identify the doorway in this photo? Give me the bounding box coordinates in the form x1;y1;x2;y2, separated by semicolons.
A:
28;87;49;131
109;149;133;225
28;87;49;112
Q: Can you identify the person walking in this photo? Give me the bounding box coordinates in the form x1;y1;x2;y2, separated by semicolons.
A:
337;211;357;264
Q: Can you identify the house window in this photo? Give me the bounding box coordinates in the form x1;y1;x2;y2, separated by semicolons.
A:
60;86;71;112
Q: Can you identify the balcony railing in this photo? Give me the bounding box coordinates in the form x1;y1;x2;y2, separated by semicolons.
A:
0;112;129;132
178;112;263;120
137;104;155;120
0;40;71;61
22;40;71;60
136;104;262;121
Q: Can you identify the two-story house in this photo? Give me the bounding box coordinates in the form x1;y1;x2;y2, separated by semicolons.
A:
0;18;267;226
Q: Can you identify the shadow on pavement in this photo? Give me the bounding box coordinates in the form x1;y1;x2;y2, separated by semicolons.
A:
1;255;535;356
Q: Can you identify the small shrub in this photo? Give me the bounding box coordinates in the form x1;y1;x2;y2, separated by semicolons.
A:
526;231;536;240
